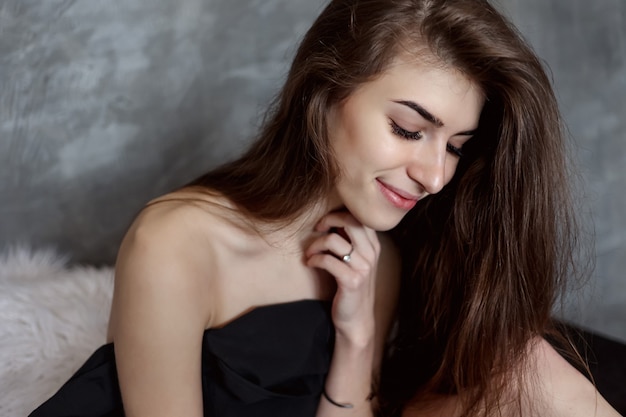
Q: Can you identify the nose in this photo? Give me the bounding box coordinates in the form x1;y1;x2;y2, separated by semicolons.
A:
407;139;448;195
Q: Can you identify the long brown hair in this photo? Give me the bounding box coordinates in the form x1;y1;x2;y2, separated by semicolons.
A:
192;0;583;415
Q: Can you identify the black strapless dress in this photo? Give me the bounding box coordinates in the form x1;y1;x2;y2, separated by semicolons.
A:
29;299;334;417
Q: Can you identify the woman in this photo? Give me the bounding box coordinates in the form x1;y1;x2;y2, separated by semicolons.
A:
31;0;620;416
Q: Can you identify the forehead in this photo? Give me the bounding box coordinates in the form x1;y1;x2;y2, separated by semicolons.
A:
384;54;482;101
349;54;485;129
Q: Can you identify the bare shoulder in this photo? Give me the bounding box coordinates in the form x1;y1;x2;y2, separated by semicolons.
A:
118;186;252;273
529;338;622;417
108;188;246;339
116;189;226;288
401;337;622;417
106;188;245;416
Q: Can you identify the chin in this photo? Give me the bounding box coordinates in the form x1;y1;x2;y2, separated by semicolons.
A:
342;194;408;231
355;209;404;232
373;219;403;232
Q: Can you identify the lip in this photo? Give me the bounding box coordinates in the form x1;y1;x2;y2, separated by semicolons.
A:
376;179;419;210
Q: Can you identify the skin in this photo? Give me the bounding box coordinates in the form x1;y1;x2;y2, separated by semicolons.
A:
107;53;482;417
106;52;620;417
313;56;484;416
402;339;621;417
327;56;483;233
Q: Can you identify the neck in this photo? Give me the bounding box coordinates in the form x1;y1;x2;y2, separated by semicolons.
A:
260;189;344;252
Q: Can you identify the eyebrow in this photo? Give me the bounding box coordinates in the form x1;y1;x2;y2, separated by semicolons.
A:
394;99;478;136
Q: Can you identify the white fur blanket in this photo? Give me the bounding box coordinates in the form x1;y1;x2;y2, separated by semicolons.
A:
0;247;114;417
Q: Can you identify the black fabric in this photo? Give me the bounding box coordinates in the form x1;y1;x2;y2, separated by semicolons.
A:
30;299;334;417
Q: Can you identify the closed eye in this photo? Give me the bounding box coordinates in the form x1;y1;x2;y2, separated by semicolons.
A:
390;120;422;140
391;119;466;157
447;143;464;158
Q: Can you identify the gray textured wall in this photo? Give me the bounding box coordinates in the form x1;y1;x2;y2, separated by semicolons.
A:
1;1;624;341
501;0;626;342
1;0;327;264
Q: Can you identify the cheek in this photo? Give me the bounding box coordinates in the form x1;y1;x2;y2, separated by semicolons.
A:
444;159;460;184
332;101;395;175
333;123;377;169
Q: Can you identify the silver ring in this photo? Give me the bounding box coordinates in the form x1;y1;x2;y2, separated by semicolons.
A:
342;246;353;263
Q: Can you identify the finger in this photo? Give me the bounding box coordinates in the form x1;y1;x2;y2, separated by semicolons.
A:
305;233;373;292
305;232;353;260
316;212;378;252
318;211;378;244
306;253;367;291
315;211;361;232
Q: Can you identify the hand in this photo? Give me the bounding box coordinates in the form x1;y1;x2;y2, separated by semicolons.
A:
305;211;381;345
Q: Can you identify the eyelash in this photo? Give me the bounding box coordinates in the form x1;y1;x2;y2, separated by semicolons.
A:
390;120;423;140
447;143;464;158
389;120;422;140
389;120;464;158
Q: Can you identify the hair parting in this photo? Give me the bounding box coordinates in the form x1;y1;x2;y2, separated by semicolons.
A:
184;1;588;415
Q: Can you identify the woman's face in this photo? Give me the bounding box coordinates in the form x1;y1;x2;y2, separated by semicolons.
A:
327;55;484;231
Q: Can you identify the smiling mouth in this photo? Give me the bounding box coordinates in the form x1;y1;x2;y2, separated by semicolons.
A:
376;179;419;210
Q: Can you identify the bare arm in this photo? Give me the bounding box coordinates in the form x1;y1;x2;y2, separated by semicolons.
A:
107;205;214;417
306;212;401;416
